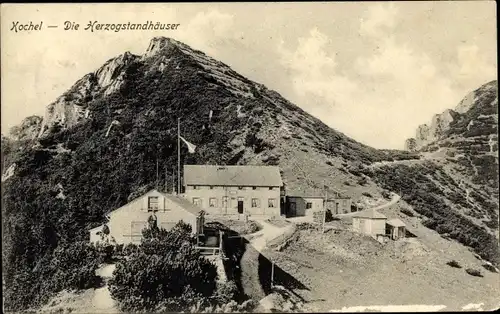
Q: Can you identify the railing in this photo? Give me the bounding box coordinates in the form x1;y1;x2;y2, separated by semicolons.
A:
195;246;222;255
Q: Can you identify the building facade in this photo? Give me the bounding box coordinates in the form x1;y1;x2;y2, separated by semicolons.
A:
386;218;406;240
286;193;352;217
286;196;324;217
89;189;204;245
183;165;283;218
327;196;352;215
352;208;387;237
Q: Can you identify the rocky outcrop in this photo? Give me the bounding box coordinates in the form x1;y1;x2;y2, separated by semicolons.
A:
408;109;459;151
404;138;417;152
406;80;497;151
7;115;43;142
37;52;139;138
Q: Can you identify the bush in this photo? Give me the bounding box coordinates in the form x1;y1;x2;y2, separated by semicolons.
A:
357;177;368;185
122;243;139;256
212;281;238;305
400;208;415;217
95;242;114;263
465;268;483;277
362;192;372;197
381;190;391;199
109;222;218;312
446;260;462;268
482;263;498;273
4;241;102;311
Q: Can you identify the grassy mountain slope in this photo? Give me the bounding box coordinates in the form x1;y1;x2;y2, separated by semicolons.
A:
367;81;499;264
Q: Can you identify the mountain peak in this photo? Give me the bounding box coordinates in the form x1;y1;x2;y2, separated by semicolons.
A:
143;36;181;59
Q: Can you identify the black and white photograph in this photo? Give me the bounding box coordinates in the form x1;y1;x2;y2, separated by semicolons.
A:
1;2;498;313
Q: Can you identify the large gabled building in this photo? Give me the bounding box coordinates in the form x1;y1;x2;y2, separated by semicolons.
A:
183;165;284;218
89;189;204;245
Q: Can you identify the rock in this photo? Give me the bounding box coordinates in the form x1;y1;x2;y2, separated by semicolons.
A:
7;116;43;141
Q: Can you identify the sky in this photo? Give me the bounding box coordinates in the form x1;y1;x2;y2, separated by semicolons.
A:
1;2;497;149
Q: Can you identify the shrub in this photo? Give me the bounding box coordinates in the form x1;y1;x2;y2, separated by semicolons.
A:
357;177;368;185
465;268;483;277
109;222;218;312
212;281;238;305
122;243;139;256
381;190;391;199
343;181;351;186
95;243;115;263
446;260;462;268
400;208;415;217
482;263;498;273
362;192;372;197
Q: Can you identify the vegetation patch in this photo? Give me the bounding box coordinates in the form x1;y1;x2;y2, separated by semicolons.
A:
371;162;499;266
109;221;249;312
465;268;483;278
446;260;462;268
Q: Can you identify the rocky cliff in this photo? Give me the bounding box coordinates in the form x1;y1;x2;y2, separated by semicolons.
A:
405;81;497;152
36;52;139;138
7;115;43;141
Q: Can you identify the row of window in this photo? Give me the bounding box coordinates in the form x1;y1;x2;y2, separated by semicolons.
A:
303;200;348;209
190;185;277;191
192;197;277;208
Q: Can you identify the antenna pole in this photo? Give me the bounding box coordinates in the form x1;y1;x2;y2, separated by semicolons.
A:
178;118;181;195
172;167;175;194
164;165;167;193
156;157;159;190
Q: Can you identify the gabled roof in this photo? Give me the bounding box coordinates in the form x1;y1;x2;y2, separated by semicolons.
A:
387;218;406;227
159;192;203;216
352;208;387;219
105;189;202;217
183;165;283;187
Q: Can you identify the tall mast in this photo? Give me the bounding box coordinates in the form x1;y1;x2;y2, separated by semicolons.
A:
156;157;159;190
171;167;175;194
177;117;181;195
164;164;167;193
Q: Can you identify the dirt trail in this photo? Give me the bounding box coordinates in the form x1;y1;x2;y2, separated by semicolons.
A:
238;220;293;301
92;264;117;312
337;193;401;217
248;220;293;252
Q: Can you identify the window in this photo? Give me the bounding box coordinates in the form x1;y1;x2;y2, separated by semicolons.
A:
222;197;228;207
238;186;243;190
306;202;312;209
193;197;201;206
251;198;260;208
148;196;159;211
209;198;217;207
268;198;276;208
343;200;347;206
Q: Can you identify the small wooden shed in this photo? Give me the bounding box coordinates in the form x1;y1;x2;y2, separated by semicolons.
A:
352;208;387;237
386;218;406;240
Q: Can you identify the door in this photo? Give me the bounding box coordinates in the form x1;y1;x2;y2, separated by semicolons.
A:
289;202;296;217
335;203;339;215
238;201;244;214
